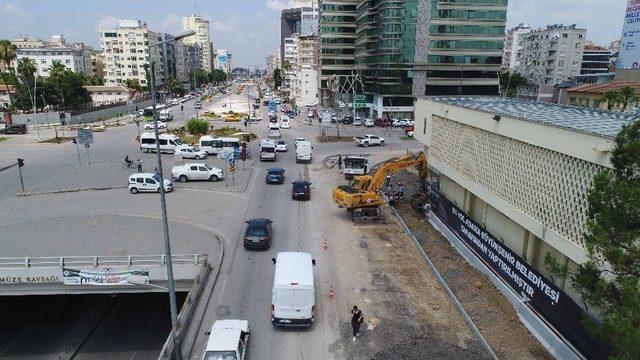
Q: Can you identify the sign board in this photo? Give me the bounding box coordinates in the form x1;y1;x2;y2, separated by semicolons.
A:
620;0;640;68
218;149;234;160
353;94;366;103
427;191;606;358
63;267;149;286
76;128;94;145
0;268;62;284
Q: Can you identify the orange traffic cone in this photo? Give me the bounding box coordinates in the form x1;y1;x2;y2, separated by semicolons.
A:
323;240;328;250
328;285;335;299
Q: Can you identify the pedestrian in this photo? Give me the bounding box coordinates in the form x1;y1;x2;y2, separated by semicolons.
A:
350;305;364;341
396;182;405;199
154;166;159;175
338;154;342;169
137;159;142;172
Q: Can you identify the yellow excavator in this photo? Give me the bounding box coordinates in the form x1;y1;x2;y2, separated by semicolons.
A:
332;152;427;222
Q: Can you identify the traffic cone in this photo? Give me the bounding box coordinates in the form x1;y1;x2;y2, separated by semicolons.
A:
328;286;335;299
323;239;328;250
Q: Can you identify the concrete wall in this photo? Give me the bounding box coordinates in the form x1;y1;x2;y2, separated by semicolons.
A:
8;99;152;126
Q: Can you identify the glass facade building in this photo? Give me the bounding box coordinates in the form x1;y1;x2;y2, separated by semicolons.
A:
412;0;508;96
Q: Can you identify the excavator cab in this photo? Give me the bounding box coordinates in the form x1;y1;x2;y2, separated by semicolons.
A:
350;175;373;192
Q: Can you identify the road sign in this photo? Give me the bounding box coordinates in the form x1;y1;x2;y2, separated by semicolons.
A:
218;149;234;160
229;164;236;173
353;94;366;103
76;128;94;145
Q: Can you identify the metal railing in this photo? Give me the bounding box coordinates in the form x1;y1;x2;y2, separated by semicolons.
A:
0;254;207;269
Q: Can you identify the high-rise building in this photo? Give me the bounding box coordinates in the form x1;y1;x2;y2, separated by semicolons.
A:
293;35;319;106
99;19;168;87
318;0;358;105
502;23;531;69
356;0;418;119
182;15;213;72
281;6;319;68
14;35;95;77
175;41;201;84
266;47;281;76
515;24;587;85
575;44;614;84
412;0;508;97
214;49;232;74
283;35;300;99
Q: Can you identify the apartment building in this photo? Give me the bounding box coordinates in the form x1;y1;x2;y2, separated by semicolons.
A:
281;6;319;69
282;35;300;99
14;35;95;77
182;15;213;72
318;0;358;106
515;24;587;85
502;23;531;69
413;0;508;97
292;35;319;106
99;19;165;87
575;44;614;84
266;47;281;77
175;42;201;84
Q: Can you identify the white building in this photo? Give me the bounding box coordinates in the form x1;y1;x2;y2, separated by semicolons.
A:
99;19;166;87
85;85;134;106
14;35;94;77
182;15;213;72
282;35;299;99
502;23;531;69
214;49;232;74
292;35;318;106
266;47;281;75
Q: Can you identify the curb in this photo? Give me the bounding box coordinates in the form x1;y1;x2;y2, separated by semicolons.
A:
16;186;126;197
388;204;499;360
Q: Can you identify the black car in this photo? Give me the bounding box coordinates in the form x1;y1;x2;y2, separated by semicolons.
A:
291;180;311;200
243;218;273;249
341;116;353;124
0;124;27;134
266;168;285;184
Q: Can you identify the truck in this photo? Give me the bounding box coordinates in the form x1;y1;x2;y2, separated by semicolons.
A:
343;156;370;179
295;141;312;163
354;134;385;147
171;163;224;182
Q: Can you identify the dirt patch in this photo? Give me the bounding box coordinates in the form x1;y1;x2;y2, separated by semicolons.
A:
337;209;489;360
38;136;75;144
317;135;355;143
392;171;553;359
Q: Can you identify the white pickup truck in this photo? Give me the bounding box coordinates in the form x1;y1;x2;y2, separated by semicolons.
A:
354;134;385;147
171;163;224;182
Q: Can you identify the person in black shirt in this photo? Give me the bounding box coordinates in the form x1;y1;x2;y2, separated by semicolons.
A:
350;305;364;341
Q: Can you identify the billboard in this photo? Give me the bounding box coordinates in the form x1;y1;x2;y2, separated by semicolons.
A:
620;0;640;68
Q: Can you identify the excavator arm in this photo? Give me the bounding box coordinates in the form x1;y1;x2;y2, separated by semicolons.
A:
367;152;427;192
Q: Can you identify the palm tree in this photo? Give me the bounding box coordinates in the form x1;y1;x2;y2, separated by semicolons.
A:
49;61;67;109
618;86;639;111
0;40;18;109
601;90;622;111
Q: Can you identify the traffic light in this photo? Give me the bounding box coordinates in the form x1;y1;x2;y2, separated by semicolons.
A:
17;158;24;167
241;143;247;161
181;105;184;112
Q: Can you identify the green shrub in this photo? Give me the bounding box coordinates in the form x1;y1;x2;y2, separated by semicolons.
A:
186;118;210;135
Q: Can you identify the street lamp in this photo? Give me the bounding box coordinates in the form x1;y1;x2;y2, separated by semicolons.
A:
147;28;195;360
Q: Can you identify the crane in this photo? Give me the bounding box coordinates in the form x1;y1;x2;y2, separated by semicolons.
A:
332;152;427;222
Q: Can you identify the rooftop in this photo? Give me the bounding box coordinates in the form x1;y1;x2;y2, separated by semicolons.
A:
567;81;640;94
427;96;638;138
85;85;133;93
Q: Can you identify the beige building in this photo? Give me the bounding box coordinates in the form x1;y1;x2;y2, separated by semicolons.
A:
414;96;636;303
14;35;94;77
564;81;640;110
292;35;319;106
515;24;586;85
182;15;213;72
99;19;165;87
85;85;134;106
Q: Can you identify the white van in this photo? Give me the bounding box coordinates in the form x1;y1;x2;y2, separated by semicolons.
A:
140;132;182;153
159;109;173;121
268;123;281;138
295;141;312;163
271;252;316;327
199;136;241;155
260;139;277;161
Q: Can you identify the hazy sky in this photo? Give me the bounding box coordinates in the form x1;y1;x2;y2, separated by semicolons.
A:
0;0;628;68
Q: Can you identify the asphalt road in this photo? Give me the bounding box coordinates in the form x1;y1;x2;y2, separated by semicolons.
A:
0;86;423;359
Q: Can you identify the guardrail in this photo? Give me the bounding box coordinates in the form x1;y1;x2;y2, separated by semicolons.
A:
0;254;207;269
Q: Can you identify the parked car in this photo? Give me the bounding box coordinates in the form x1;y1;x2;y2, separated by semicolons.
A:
392;118;412;127
90;124;107;132
266;167;286;184
243;218;273;249
194;100;203;109
307;111;314;118
341;115;353;124
353;117;362;126
202;319;249;360
171;163;224;182
175;145;208;159
294;137;307;149
144;121;166;130
280;118;290;129
275;140;288;152
374;118;390;127
354;134;385;147
364;118;374;127
0;124;27;134
128;173;173;194
291;180;311;200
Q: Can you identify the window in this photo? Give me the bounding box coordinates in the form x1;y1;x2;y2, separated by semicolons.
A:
575;43;581;48
562;33;568;38
558;61;564;66
190;165;198;171
593;99;601;108
569;97;576;104
136;178;144;183
146;178;156;185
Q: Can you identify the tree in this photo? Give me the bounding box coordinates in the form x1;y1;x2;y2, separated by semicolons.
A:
499;70;529;98
165;76;185;97
273;68;282;89
602;90;623;110
48;61;67;109
42;62;90;110
0;40;18;109
618;86;639;112
124;79;142;92
186;118;209;135
551;120;640;359
282;60;292;71
16;58;37;111
190;68;209;87
209;69;227;84
84;74;105;86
